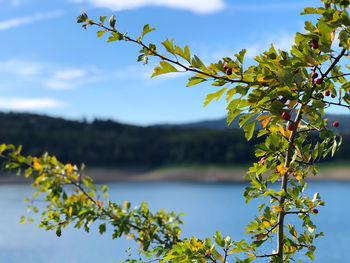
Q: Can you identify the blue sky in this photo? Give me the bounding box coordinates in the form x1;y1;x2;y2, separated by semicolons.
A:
0;0;331;125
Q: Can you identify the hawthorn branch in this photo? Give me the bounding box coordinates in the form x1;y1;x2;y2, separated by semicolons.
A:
90;22;251;85
0;153;177;248
285;210;308;215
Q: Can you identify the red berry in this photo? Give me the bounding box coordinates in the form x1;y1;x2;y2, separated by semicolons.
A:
333;121;339;127
291;172;296;177
311;72;318;79
260;157;267;165
331;94;336;98
287;123;296;131
223;63;229;71
225;68;232;75
315;78;323;85
325;90;330;96
310;39;319;49
280;96;288;104
281;112;291;121
313;208;318;214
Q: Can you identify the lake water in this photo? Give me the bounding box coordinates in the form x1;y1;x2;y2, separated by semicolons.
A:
0;181;349;262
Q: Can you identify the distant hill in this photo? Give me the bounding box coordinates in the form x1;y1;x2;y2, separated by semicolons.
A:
0;112;349;168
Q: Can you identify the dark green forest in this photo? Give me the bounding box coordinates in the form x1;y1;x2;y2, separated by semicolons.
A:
0;112;349;168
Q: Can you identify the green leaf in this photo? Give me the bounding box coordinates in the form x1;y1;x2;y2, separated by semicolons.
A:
278;69;293;86
162;38;175;54
174;45;191;62
186;76;207;87
151;61;179;77
56;227;62;237
107;32;123;42
244;120;255;141
343;93;350;105
99;223;106;234
97;30;108;38
99;16;107;24
141;24;155;38
191;55;205;69
77;13;88;23
235;49;246;64
204;88;227;107
109;15;116;28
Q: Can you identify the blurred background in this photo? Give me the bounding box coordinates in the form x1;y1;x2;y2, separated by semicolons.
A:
0;0;349;262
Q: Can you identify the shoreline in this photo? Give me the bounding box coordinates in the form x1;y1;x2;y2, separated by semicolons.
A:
0;166;349;184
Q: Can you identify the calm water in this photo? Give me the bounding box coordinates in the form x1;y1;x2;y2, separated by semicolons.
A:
0;181;349;262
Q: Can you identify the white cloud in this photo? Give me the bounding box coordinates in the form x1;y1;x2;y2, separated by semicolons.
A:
54;69;86;80
245;31;295;59
45;68;98;90
0;59;99;90
0;60;42;76
43;68;101;90
0;98;64;110
228;3;314;13
0;10;63;31
70;0;225;14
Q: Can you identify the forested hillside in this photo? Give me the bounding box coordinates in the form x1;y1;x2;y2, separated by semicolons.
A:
0;112;349;168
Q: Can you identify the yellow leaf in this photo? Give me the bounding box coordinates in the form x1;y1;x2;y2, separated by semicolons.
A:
346;64;350;70
228;249;234;255
218;254;224;262
257;76;265;82
177;230;181;238
278;125;286;137
257;115;269;122
35;173;46;184
124;201;128;208
68;206;72;217
293;230;297;240
98;201;105;213
262;221;271;227
313;28;319;33
259;214;265;220
261;117;271;128
66;164;73;175
126;233;135;240
245;252;256;257
272;205;283;212
276;164;289;176
33;157;42;170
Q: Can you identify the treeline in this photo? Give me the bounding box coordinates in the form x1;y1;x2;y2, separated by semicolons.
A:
0;112;349;168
